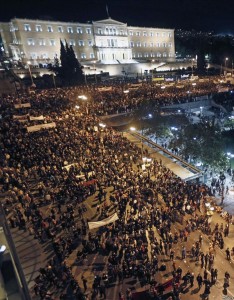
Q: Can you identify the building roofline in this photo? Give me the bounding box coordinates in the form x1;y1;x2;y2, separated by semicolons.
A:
128;26;174;30
3;17;174;31
10;17;88;26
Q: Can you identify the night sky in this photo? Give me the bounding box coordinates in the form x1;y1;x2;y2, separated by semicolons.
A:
1;0;234;33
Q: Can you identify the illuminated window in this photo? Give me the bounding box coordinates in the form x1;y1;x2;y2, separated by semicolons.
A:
24;24;31;31
27;38;35;46
150;52;154;57
143;31;147;36
77;27;83;34
129;31;133;36
132;52;136;58
81;53;86;59
136;31;140;36
107;39;116;47
78;40;85;46
157;52;161;57
47;25;53;32
86;28;92;34
168;32;172;37
67;27;73;33
163;52;167;57
90;53;95;58
113;28;116;35
69;40;75;46
88;40;93;46
30;53;37;59
130;41;134;47
50;39;56;46
168;43;172;48
144;53;149;57
138;53;142;57
42;53;48;59
136;42;141;47
58;26;63;33
98;28;103;34
35;25;42;32
39;39;46;46
143;42;147;47
119;30;124;35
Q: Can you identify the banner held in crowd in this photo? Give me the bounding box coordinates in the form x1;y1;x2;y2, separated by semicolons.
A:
88;213;119;230
14;103;31;109
27;122;56;132
29;115;44;121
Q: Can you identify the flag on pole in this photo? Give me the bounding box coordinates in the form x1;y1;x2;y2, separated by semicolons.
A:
106;4;110;18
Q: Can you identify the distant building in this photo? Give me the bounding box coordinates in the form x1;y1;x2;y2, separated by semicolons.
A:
0;17;175;66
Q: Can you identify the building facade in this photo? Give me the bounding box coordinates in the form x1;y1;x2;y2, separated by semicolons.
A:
0;17;175;66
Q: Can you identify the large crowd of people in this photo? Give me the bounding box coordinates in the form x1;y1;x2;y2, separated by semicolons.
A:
0;79;233;300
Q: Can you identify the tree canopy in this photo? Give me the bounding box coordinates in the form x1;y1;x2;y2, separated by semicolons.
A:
49;40;84;86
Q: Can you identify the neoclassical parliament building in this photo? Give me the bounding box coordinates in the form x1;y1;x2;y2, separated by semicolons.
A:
0;17;175;67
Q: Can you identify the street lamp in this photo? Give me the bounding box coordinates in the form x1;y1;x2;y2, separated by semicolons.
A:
93;60;97;84
123;90;129;94
200;106;203;117
78;95;87;100
27;61;35;87
227;152;234;169
192;58;195;76
99;123;106;128
78;95;88;114
130;126;143;159
224;57;229;76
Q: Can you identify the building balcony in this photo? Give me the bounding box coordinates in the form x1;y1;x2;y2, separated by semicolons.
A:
95;33;128;37
94;45;131;50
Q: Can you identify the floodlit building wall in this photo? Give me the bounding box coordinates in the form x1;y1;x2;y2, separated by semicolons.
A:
0;17;175;66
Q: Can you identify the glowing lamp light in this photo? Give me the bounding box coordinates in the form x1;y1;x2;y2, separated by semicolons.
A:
130;127;136;131
99;123;106;128
78;95;87;100
0;245;6;253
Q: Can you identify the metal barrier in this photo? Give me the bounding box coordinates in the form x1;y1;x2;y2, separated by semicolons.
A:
129;131;203;179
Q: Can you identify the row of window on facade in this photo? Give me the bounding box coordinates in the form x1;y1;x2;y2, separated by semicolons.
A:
26;38;172;48
29;52;95;60
26;39;92;46
23;24;172;38
132;52;173;58
28;51;173;60
130;41;172;48
23;24;92;34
